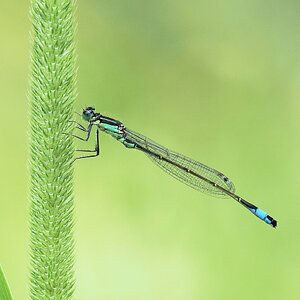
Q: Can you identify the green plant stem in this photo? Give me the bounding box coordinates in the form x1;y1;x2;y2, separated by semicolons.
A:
0;265;13;300
30;0;76;299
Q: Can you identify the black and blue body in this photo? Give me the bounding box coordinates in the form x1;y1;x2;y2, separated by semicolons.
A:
72;107;277;228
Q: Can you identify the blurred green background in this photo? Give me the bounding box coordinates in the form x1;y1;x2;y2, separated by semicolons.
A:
0;0;299;299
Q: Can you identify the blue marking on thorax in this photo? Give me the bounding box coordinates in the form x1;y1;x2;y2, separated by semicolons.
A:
99;123;120;134
99;123;136;148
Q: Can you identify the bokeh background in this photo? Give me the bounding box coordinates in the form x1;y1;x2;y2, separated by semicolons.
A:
1;0;300;299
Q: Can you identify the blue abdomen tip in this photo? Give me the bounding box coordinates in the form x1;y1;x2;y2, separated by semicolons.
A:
255;208;268;220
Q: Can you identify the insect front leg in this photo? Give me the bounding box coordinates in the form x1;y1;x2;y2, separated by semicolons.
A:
71;122;93;141
68;120;89;132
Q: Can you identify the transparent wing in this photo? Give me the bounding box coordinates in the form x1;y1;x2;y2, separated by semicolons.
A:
125;128;235;197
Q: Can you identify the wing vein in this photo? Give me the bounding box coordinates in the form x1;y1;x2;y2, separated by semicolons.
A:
125;128;235;197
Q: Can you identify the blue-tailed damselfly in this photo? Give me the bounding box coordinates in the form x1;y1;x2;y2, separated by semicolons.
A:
71;107;277;228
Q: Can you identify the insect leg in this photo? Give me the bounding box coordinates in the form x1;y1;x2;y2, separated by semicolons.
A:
73;128;100;162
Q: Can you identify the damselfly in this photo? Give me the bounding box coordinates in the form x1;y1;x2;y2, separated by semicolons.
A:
71;107;277;228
